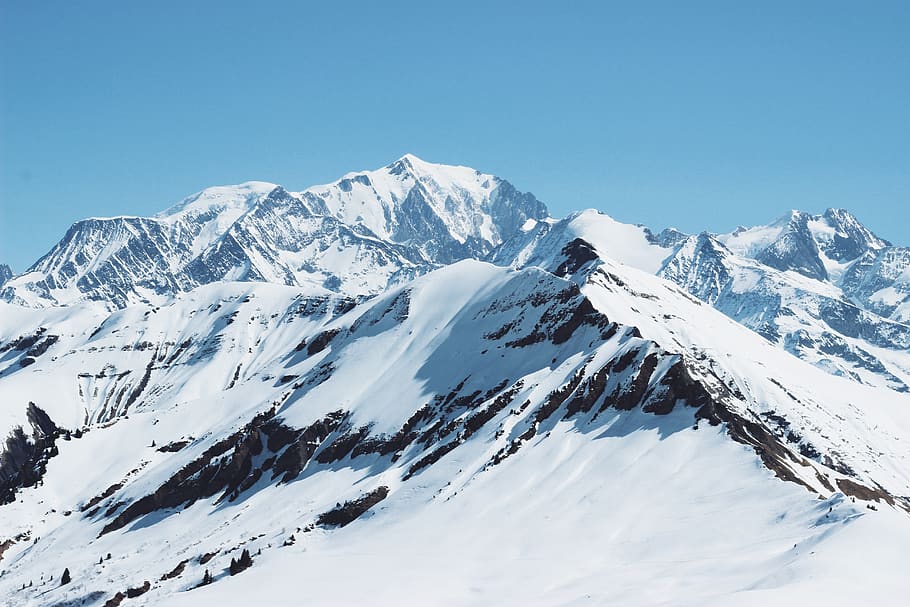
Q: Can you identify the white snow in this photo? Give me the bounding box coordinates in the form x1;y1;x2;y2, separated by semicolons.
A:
1;158;909;607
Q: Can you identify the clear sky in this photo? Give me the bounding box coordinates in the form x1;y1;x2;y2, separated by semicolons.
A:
1;1;908;271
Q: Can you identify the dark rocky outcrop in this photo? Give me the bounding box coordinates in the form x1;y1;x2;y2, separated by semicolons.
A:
554;238;599;277
123;352;157;414
125;581;150;598
613;354;659;411
499;283;613;349
99;409;348;535
156;440;191;453
836;478;895;506
306;329;341;355
81;482;124;514
642;358;712;415
103;592;125;607
316;486;389;527
160;559;188;581
0;403;60;504
695;397;815;491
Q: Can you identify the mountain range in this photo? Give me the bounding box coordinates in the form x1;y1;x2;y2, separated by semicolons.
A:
1;155;908;606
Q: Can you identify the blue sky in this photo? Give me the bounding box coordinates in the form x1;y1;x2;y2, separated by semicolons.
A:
1;1;908;271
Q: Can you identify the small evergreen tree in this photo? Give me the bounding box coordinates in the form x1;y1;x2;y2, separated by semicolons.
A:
201;569;212;586
229;549;253;575
60;568;71;585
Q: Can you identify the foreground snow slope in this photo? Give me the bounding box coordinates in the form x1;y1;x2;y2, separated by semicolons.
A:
161;419;910;607
1;259;908;606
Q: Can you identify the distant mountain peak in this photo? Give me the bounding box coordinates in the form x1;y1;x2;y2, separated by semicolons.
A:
156;181;279;221
387;152;430;172
717;206;893;281
817;207;892;259
3;157;548;308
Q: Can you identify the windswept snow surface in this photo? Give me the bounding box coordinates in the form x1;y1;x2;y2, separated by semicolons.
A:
160;423;909;607
494;209;673;273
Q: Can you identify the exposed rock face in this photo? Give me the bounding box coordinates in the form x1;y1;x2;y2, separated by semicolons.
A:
658;233;732;305
554;238;599;277
841;246;910;322
316;487;389;528
754;212;829;281
0;403;60;504
98;409;351;535
817;208;891;262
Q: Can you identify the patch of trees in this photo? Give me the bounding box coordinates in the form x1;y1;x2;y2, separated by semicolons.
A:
229;549;253;575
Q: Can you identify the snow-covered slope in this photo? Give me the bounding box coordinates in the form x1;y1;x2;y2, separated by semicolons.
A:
660;232;910;391
1;259;909;606
497;208;910;392
492;209;674;273
1;156;547;309
1;157;909;605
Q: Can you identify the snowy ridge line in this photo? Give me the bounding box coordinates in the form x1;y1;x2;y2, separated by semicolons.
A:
1;155;548;309
496;206;910;393
532;235;910;500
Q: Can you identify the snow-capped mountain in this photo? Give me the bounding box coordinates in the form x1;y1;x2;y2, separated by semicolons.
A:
497;208;910;392
719;208;890;281
1;156;547;309
660;229;910;391
841;245;910;323
1;157;909;606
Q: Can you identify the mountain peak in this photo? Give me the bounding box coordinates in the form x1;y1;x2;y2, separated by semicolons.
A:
388;152;428;169
387;152;465;171
769;209;809;228
156;181;279;221
819;207;891;252
383;154;489;190
303;156;548;263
